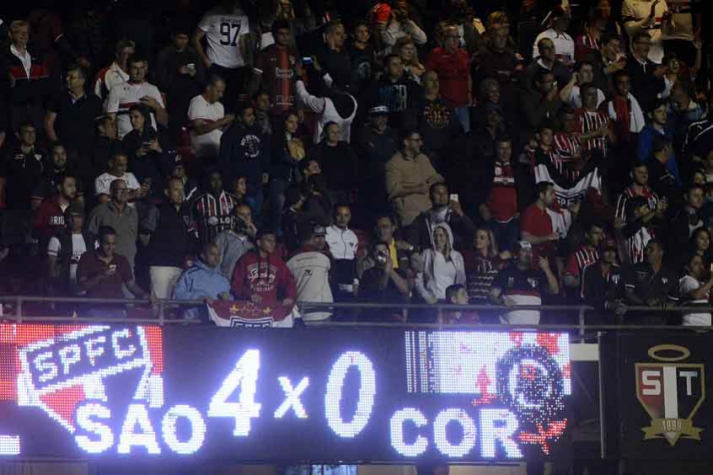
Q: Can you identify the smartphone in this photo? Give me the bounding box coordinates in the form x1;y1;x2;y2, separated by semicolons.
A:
186;63;196;73
302;57;313;65
450;193;459;203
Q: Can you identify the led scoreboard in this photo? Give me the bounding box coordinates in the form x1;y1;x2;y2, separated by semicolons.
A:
0;324;571;462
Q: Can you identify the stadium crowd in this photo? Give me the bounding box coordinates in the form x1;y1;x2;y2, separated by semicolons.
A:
0;0;711;326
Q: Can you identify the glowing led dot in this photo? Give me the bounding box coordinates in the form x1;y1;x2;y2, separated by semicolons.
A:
0;436;20;456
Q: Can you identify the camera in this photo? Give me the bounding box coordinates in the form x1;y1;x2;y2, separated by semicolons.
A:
376;252;388;265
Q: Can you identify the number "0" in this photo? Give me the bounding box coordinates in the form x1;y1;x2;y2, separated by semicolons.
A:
325;352;376;438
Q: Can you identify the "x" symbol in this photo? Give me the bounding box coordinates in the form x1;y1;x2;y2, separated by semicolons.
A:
274;376;310;419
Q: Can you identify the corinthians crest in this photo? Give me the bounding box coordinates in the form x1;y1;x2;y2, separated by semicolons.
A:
635;344;706;446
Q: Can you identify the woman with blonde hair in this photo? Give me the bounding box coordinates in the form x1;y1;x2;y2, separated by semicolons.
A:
415;223;466;304
394;36;425;83
464;227;510;305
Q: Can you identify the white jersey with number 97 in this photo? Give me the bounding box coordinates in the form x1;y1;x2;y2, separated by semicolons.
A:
198;7;251;69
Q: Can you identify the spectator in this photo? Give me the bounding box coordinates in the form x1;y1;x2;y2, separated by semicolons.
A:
489;240;559;324
253;91;274;137
87;179;139;268
368;0;393;51
77;226;149;318
355;106;398;215
44;64;102;162
91;115;122;179
359;213;415;277
623;239;678;324
189;76;234;160
668;81;704;159
326;204;360;302
94;152;142;204
406;182;475;252
586;32;626;94
249;20;298;116
521;181;576;266
640;100;679;187
33;174;77;251
689;228;712;268
476;26;520;97
679;252;713;326
358;240;410;319
194;0;254;110
141;178;198;301
607;70;645;147
625;32;666;114
561;62;606;109
47;203;92;297
532;8;575;66
1;20;52;132
581;238;625;324
415;222;466;304
522;38;572;91
311;122;359;204
32;143;77;203
215;203;256;279
173;242;232;322
464;227;509;308
156;25;205;142
478;135;520;252
385;129;444;227
424;25;471;132
564;221;605;291
295;60;358;145
105;53;167;139
519;70;563;139
367;54;423;129
395;37;425;84
622;0;670;64
315;20;352;92
381;0;427;54
665;185;703;260
575;7;609;60
645;135;679;204
268;111;306;233
0;123;47;246
574;83;612;157
170;159;199;204
347;21;375;95
404;70;461;164
122;105;169;199
232;229;297;310
684;91;713;164
615;162;666;231
441;283;480;324
93;39;135;100
219;102;269;217
287;225;333;322
622;195;657;264
193;169;240;245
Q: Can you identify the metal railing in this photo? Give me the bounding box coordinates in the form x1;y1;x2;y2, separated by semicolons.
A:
1;296;712;336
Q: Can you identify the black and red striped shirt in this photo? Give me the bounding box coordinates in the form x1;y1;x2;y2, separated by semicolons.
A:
192;191;239;245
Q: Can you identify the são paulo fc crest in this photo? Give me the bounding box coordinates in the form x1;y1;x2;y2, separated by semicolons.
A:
635;344;706;446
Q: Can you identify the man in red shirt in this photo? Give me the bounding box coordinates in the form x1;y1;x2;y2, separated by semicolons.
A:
479;135;519;252
77;226;149;318
250;20;297;117
232;229;297;309
33;173;77;250
424;25;472;132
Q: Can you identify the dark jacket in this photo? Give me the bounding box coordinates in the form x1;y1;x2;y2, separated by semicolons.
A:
219;122;269;193
54;229;94;292
365;75;423;129
311;141;359;192
142;202;198;268
406;207;476;252
625;56;665;114
0;45;52;107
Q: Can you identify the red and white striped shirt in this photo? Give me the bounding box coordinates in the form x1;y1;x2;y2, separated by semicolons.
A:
575;108;610;156
192;191;240;245
565;245;599;279
614;186;659;222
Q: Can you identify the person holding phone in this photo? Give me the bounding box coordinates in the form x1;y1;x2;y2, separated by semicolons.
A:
122;105;168;199
77;226;150;318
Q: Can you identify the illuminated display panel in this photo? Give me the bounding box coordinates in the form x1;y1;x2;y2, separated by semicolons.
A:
0;324;571;462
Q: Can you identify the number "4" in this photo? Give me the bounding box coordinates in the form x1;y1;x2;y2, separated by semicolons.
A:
208;349;261;436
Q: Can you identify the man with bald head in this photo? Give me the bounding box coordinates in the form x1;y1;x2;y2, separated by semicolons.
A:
87;179;139;267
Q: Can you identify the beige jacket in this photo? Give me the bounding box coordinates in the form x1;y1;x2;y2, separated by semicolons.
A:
385;151;444;227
